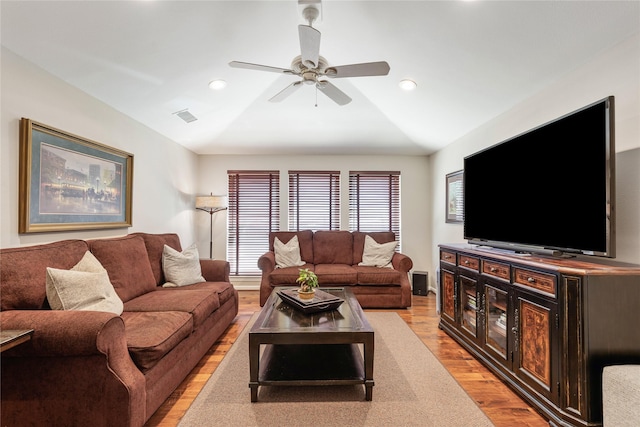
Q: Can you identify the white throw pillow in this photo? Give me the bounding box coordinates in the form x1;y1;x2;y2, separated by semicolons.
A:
46;251;124;315
274;236;305;269
162;244;206;287
359;235;398;268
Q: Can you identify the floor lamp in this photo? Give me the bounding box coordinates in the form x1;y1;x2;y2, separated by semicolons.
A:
195;194;228;259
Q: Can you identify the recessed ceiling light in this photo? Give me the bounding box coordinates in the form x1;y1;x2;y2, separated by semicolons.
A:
208;79;227;90
399;79;417;91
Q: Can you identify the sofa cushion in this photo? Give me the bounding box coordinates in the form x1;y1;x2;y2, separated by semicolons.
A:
269;264;314;285
352;231;396;264
88;235;157;302
359;235;398;268
46;251;124;315
0;239;89;310
269;231;314;263
603;365;640;427
161;244;205;287
129;232;182;286
355;265;402;285
172;281;236;305
313;231;353;265
121;311;193;371
123;289;220;329
274;236;305;268
314;264;358;285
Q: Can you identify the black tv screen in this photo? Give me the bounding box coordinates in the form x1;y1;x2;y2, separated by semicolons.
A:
464;96;615;258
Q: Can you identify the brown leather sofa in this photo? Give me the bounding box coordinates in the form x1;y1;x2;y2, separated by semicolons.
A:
0;232;238;427
258;230;413;308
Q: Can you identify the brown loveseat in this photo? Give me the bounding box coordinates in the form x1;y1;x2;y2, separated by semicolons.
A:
0;232;238;427
258;230;413;308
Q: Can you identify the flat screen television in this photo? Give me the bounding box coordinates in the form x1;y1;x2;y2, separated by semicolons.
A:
463;96;615;258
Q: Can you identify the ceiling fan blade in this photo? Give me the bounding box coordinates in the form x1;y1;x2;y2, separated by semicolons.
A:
299;25;321;68
229;61;295;75
269;81;304;102
325;61;390;78
316;81;351;106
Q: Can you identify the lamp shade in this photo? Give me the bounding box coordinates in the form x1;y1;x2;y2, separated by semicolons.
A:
195;195;227;210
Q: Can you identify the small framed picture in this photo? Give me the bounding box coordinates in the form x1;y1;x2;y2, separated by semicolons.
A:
445;170;464;224
19;118;133;233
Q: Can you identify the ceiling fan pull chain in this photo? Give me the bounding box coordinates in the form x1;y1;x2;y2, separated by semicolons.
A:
315;86;318;107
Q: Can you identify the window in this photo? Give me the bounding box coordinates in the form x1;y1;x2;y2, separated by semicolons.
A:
349;171;401;247
227;170;280;275
288;170;340;231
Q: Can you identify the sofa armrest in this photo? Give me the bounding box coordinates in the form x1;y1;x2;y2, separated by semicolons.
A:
1;310;146;427
0;310;126;357
258;252;276;306
258;251;276;273
392;252;413;272
200;259;230;282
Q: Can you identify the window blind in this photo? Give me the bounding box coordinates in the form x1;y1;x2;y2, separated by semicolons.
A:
227;170;280;276
288;170;340;231
349;171;401;248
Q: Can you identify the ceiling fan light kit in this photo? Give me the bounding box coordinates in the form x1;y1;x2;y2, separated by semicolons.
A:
228;0;390;106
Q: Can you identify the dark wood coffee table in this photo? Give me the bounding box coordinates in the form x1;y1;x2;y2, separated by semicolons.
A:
0;329;34;353
249;287;374;402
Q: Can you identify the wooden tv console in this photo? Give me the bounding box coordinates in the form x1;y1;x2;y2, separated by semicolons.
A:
438;243;640;427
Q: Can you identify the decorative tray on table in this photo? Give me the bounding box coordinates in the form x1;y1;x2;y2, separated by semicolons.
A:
277;288;344;314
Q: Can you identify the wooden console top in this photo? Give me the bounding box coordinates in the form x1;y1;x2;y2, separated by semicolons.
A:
439;243;640;276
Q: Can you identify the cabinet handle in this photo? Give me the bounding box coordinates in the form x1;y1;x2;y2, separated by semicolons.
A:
453;280;458;306
513;308;519;348
490;267;497;273
464;260;469;265
527;277;536;283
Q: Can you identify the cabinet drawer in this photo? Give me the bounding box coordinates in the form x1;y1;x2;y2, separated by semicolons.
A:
459;255;480;271
514;268;556;297
440;251;456;264
482;260;510;280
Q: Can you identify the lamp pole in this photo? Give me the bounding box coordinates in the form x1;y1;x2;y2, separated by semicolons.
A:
202;207;226;259
195;194;228;259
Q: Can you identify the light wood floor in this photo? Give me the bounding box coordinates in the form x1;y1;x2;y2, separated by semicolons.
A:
145;290;548;427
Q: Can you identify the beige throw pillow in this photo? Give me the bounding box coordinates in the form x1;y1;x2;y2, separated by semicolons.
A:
162;244;206;287
274;236;305;269
359;235;398;268
46;251;124;315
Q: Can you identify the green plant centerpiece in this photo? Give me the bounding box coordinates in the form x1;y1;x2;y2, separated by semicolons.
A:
296;268;318;300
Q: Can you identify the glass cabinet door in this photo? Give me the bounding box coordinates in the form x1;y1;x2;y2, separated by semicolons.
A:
460;275;479;339
484;284;508;362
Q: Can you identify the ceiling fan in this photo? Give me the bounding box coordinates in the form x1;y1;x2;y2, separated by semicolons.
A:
229;1;390;106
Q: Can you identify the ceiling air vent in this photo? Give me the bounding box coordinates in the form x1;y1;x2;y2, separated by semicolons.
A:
173;109;198;123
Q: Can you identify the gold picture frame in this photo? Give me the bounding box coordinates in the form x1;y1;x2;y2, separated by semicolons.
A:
19;118;133;233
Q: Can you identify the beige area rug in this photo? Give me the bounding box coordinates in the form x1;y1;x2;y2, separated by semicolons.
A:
178;312;494;427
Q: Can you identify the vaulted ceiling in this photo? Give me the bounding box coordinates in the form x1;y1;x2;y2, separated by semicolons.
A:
2;1;638;155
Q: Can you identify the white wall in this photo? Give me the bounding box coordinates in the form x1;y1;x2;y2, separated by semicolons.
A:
1;47;200;248
429;33;640;277
197;154;431;287
4;30;637;292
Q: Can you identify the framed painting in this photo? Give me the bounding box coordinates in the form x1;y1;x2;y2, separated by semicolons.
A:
445;170;464;224
19;118;133;233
